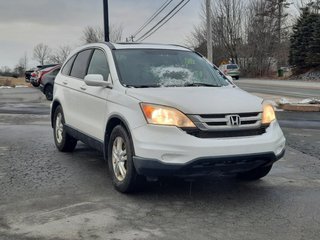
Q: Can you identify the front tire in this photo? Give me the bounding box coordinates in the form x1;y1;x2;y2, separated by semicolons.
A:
237;165;272;181
53;105;77;152
107;125;144;193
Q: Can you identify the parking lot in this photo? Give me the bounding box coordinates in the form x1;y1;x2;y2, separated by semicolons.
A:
0;87;320;240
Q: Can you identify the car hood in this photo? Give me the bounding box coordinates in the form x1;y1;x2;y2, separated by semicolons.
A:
126;86;263;114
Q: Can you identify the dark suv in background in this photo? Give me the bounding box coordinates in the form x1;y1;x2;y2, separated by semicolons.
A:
39;65;61;100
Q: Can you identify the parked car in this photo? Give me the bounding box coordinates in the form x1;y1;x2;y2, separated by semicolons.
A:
25;69;35;83
219;64;240;80
51;43;286;193
39;65;61;100
30;64;59;87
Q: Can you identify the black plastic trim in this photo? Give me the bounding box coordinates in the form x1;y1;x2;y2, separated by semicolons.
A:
133;149;285;177
65;125;104;152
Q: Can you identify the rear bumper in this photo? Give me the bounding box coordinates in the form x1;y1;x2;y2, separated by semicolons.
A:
133;149;285;177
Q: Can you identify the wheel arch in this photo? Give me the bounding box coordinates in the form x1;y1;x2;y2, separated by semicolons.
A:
51;100;61;128
104;114;135;160
44;83;53;92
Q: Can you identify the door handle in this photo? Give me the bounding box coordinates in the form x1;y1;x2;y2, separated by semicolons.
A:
80;86;87;91
62;81;68;85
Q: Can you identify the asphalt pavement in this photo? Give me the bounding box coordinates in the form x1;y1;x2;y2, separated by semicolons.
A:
0;87;319;240
236;78;320;99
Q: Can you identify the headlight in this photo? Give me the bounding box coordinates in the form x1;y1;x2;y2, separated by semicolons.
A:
140;103;195;128
262;104;276;125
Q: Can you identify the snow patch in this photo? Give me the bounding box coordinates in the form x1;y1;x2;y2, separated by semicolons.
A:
279;97;320;105
150;66;195;87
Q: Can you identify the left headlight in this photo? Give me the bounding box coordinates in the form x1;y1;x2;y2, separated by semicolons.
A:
262;104;276;125
140;103;195;128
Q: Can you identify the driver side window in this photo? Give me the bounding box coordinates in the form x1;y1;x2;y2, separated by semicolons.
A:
87;49;110;81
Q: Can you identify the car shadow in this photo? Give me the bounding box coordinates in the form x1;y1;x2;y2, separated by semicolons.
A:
71;143;277;204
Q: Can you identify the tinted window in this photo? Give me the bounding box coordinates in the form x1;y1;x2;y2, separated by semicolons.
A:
87;49;109;80
51;68;60;76
227;64;239;70
70;50;93;79
61;55;76;76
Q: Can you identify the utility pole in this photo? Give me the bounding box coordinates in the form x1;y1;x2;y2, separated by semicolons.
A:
206;0;213;63
103;0;110;42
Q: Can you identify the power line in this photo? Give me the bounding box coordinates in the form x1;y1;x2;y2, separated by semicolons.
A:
136;0;186;42
131;0;174;39
137;0;190;42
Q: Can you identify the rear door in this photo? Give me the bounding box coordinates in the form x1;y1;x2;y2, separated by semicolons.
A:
62;49;93;131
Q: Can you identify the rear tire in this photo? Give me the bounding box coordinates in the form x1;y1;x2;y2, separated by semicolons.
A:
32;82;40;87
53;105;77;152
45;85;53;101
237;165;272;181
107;125;144;193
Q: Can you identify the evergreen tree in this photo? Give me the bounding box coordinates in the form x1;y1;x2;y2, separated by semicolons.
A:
289;5;320;70
307;14;320;66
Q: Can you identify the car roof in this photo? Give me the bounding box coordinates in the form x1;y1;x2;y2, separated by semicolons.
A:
41;65;60;72
64;42;194;65
110;42;192;51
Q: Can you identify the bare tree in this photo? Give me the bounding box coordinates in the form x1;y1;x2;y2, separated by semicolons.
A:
188;1;246;64
211;0;246;64
20;52;28;70
50;45;72;64
33;43;51;65
82;24;123;44
14;53;28;77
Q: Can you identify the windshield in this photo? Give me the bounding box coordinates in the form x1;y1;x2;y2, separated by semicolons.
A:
227;64;239;70
114;49;229;88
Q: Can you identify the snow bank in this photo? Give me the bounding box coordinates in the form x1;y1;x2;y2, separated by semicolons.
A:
279;97;320;105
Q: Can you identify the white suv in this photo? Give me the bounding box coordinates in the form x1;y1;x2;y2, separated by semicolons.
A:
51;43;286;193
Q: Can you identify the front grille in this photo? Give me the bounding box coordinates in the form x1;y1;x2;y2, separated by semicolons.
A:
185;112;266;138
184;127;267;139
188;112;262;132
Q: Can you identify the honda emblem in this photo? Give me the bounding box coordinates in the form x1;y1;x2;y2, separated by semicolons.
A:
228;115;241;126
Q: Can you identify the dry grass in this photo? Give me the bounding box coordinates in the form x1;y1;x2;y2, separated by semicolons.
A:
0;76;29;87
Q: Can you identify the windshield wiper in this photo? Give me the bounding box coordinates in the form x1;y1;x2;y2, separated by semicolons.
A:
125;85;160;88
184;83;221;87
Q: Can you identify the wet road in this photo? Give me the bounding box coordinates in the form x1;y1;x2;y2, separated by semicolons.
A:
0;88;319;240
236;79;320;99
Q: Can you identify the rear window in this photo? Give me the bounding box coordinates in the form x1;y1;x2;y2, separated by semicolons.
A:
51;68;60;76
227;64;239;70
70;50;93;79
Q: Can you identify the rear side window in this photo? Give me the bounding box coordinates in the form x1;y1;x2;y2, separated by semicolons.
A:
87;49;110;81
51;68;60;76
61;55;76;76
70;49;93;79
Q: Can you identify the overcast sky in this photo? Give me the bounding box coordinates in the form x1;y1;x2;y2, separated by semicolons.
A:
0;0;202;69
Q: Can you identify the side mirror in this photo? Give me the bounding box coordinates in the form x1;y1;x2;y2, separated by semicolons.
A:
84;74;112;88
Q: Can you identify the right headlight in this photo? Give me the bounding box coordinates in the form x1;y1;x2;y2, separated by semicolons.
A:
140;103;195;128
262;104;276;125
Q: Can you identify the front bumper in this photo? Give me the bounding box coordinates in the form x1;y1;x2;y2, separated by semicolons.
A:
131;121;286;176
134;149;285;177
